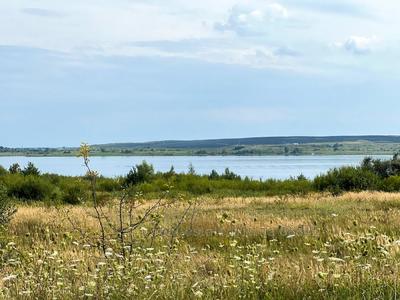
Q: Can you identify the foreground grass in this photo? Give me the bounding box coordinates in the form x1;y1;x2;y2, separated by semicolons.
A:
3;192;400;299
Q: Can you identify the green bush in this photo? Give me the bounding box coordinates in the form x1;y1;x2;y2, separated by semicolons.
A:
362;155;400;178
97;177;122;192
21;162;40;176
314;167;379;194
8;163;21;174
60;180;87;205
7;175;54;201
125;161;155;186
381;176;400;192
0;166;7;176
0;184;16;226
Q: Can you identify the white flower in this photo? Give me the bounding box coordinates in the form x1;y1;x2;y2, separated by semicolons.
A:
193;290;203;298
3;275;17;282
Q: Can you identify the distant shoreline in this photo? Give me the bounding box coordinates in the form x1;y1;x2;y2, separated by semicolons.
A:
2;136;400;157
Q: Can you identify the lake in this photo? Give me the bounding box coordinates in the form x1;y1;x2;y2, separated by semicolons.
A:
0;155;390;180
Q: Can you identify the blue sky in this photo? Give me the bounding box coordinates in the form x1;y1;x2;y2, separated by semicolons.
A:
1;0;400;147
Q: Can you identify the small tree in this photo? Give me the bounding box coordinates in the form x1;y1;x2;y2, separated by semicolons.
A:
125;161;155;186
188;163;196;175
22;162;40;176
9;163;21;174
209;169;219;180
222;168;241;180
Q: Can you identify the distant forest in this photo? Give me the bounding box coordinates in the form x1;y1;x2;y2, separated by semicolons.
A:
2;135;400;156
98;135;400;149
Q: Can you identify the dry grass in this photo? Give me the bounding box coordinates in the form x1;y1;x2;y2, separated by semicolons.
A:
3;192;400;299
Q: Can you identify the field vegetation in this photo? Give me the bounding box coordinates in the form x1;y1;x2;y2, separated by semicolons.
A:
1;154;400;204
1;148;400;298
2;193;400;298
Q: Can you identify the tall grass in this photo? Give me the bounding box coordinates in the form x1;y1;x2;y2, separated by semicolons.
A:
2;193;400;298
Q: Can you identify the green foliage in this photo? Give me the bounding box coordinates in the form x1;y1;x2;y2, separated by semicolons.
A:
380;176;400;192
361;155;400;178
59;180;88;205
3;155;400;203
188;163;196;175
0;165;7;176
314;166;379;194
7;175;53;202
21;162;40;176
8;163;21;174
0;184;15;226
97;177;121;192
125;161;155;186
208;168;241;180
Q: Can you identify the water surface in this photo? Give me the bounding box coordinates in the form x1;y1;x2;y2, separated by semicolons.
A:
0;155;390;180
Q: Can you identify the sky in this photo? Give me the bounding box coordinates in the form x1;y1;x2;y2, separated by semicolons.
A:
1;0;400;147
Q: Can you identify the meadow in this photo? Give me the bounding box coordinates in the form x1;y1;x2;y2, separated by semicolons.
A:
2;192;400;299
2;150;400;299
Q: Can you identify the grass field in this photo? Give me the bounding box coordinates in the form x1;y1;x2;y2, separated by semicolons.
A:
2;192;400;299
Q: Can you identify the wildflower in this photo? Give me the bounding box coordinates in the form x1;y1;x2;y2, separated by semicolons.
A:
193;290;203;298
105;248;113;257
230;240;238;247
3;275;17;282
286;234;295;239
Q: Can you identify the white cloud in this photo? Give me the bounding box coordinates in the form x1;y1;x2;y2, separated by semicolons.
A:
0;0;397;74
337;35;379;55
214;3;289;35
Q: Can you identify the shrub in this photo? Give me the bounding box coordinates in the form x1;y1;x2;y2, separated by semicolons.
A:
381;176;400;192
361;155;400;178
0;184;16;226
0;166;7;176
7;175;53;201
222;168;241;180
209;170;219;180
125;161;155;186
22;162;40;176
97;177;122;192
8;163;21;174
60;180;87;205
314;167;379;194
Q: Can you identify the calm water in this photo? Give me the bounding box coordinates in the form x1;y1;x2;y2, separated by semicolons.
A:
0;155;390;180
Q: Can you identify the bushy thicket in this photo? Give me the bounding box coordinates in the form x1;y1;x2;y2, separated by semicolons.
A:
314;155;400;194
2;156;400;204
0;163;115;204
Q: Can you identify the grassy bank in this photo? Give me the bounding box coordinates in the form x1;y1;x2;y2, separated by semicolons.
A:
2;193;400;298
